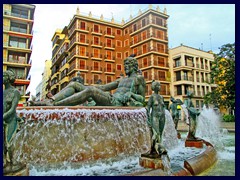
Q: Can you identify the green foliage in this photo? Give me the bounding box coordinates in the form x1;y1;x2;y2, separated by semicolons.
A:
222;114;235;122
204;43;235;112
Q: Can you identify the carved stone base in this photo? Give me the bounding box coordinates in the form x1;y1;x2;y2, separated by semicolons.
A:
4;165;29;176
185;139;203;148
139;154;164;169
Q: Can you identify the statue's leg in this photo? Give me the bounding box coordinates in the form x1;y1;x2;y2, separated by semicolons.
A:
159;117;165;143
53;82;86;102
54;87;113;106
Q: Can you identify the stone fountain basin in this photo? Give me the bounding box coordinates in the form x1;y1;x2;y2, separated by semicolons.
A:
14;106;217;176
15;106;150;164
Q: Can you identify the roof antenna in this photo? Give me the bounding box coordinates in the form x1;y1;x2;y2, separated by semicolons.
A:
209;33;212;51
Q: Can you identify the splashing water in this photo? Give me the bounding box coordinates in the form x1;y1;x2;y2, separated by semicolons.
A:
196;105;225;149
162;109;178;150
14;108;150;165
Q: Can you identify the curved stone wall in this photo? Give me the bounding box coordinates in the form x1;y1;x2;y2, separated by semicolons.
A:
14;106;150;165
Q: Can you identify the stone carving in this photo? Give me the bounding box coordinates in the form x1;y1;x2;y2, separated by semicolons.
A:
3;70;25;174
184;90;201;140
30;56;146;107
70;71;84;84
146;80;167;157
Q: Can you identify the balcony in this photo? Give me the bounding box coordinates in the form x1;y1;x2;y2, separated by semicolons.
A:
91;29;103;36
104;31;115;38
104;44;115;50
91;54;103;61
91;41;103;48
174;76;193;82
104;68;116;75
104;56;116;62
90;67;103;73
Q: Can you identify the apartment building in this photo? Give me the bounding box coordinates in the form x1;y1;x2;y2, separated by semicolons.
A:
169;45;217;109
41;59;52;100
3;4;35;106
49;5;170;103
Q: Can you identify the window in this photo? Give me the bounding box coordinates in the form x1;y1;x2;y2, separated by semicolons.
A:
80;21;86;30
142;19;146;27
106;27;112;35
79;34;86;43
158;71;166;81
143;58;148;67
156;17;163;26
116;40;122;47
133;48;137;56
157;43;164;53
143;71;148;79
133;24;137;31
9;37;26;48
142;31;147;40
124;28;128;35
106;63;112;72
124;39;129;46
142;44;147;54
160;84;167;95
158;57;165;66
93;24;99;33
93;61;100;71
116;64;122;71
133;35;138;44
106;38;112;47
177;85;182;95
106;76;112;83
93;36;99;45
106;51;112;59
8;51;26;63
12;7;28;19
79;60;86;69
125;51;129;58
79;47;86;56
156;30;164;39
10;22;27;33
93;48;100;58
117;52;122;59
176;71;181;81
116;29;121;35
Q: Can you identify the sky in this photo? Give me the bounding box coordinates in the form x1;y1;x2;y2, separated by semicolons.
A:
28;4;235;95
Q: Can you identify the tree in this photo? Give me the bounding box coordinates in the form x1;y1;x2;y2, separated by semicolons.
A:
204;43;235;114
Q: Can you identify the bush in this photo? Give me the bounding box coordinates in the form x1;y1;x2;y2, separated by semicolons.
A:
223;114;235;122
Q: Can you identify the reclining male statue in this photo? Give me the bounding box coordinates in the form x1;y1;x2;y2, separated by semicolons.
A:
30;56;146;107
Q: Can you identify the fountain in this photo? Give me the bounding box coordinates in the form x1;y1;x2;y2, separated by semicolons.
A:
13;105;230;176
4;56;233;176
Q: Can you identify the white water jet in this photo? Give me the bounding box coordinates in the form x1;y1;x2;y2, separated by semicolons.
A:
162;109;178;150
196;105;225;149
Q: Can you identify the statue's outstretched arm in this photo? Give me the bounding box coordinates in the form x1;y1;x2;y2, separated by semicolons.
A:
97;78;120;91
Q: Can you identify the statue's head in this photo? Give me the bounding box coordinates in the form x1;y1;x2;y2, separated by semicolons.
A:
124;56;138;75
77;71;81;76
3;70;15;84
151;80;161;91
170;96;175;102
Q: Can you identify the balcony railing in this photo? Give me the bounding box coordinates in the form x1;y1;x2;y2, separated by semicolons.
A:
174;76;193;81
